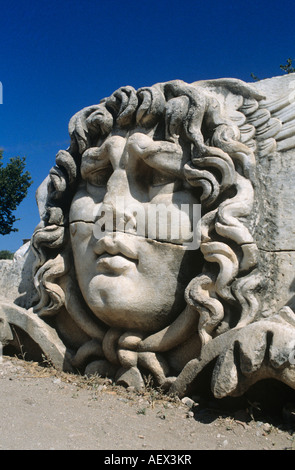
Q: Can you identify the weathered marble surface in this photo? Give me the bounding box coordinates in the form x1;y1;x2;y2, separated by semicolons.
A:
2;74;295;400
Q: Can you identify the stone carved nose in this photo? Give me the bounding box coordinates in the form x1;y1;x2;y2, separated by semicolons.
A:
96;169;143;235
93;201;140;238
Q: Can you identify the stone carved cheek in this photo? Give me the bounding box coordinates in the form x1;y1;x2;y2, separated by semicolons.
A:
70;223;77;237
69;221;93;242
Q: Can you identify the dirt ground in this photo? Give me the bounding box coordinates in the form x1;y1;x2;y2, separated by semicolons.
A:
0;355;295;452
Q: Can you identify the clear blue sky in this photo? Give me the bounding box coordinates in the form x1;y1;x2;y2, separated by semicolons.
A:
1;0;294;252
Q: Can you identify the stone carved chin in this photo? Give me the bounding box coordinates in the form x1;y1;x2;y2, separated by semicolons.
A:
28;76;295;398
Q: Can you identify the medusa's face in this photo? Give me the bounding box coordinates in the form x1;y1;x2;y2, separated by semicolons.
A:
69;132;200;332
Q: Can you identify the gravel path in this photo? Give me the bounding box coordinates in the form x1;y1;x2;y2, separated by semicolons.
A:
0;355;294;451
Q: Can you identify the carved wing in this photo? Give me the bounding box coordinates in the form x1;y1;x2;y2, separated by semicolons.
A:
239;75;295;157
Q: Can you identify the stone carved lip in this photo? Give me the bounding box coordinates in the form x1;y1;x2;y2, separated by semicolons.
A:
96;253;137;274
94;233;139;275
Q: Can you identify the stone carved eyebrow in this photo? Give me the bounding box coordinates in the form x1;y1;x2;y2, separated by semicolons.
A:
126;132;190;180
81;132;190;186
80;136;125;180
80;146;111;180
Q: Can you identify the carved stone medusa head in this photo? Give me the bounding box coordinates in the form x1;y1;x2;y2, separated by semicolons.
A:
2;74;295;400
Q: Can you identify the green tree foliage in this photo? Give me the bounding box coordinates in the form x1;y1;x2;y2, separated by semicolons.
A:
280;58;295;74
250;73;260;82
0;150;33;235
0;249;14;259
251;58;295;82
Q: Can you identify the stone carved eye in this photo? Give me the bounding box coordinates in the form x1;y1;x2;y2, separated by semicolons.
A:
151;168;176;187
86;164;113;187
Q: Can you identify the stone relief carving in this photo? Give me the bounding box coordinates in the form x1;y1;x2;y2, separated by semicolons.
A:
1;74;295;400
